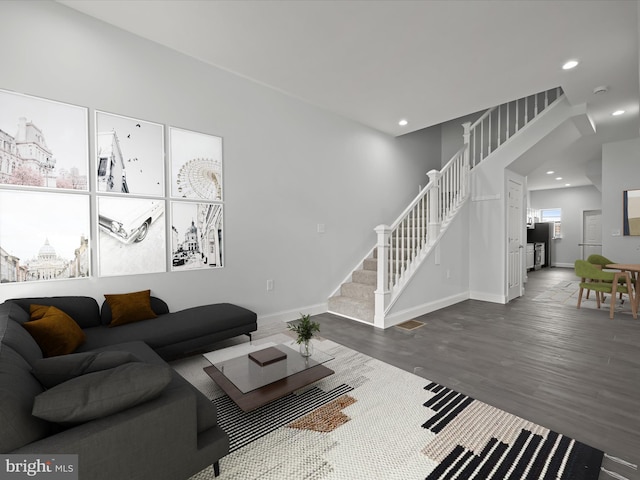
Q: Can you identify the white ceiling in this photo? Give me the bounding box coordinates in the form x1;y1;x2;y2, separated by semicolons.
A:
58;0;640;191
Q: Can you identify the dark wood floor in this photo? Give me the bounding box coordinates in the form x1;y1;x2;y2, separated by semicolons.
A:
312;268;640;479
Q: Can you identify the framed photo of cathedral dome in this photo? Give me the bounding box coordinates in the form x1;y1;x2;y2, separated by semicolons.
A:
0;190;90;283
170;201;223;271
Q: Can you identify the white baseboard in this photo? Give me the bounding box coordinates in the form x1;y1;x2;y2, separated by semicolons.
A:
383;292;469;328
554;263;574;268
257;303;327;326
469;291;507;304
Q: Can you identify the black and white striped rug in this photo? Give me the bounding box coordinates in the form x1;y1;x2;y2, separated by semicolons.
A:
172;335;611;480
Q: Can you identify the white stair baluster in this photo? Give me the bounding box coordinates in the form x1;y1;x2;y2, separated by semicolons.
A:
544;89;549;109
497;104;501;149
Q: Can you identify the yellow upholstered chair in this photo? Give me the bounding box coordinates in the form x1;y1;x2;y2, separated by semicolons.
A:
574;260;636;319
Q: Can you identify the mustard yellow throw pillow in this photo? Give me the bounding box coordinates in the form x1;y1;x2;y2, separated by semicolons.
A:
104;289;157;327
29;304;51;321
24;305;86;357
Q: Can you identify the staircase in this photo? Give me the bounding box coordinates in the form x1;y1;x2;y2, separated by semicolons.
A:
328;253;377;322
328;87;565;327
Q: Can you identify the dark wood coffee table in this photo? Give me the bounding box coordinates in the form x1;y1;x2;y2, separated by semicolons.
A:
203;344;334;412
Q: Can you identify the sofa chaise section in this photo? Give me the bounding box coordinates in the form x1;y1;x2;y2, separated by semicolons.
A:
91;301;258;359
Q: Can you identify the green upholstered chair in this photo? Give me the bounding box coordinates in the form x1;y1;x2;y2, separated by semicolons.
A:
586;254;615;267
586;254;624;300
574;260;636;319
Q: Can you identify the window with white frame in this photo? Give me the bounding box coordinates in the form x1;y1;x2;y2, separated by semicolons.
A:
540;208;562;238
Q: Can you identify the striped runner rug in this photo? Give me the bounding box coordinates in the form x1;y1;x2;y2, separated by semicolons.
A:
172;334;606;480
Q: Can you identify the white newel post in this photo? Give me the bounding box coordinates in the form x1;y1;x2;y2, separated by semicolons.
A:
462;120;471;165
374;224;391;329
462;121;472;199
426;170;441;247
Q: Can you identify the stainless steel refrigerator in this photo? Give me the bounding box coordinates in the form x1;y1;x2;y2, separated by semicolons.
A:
526;222;555;268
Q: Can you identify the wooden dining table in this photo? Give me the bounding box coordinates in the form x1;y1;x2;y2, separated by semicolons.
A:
605;263;640;319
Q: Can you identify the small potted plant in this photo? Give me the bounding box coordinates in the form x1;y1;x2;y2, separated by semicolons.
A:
288;313;320;357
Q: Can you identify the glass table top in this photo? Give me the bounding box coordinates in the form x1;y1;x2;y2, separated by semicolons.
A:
211;343;333;394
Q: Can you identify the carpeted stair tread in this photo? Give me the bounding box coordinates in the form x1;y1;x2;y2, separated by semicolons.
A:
352;269;376;286
328;295;374;323
362;258;377;271
341;281;375;301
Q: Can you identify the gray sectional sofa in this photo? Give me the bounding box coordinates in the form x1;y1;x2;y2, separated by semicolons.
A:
0;295;258;480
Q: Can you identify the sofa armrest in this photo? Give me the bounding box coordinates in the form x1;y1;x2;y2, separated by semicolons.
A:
12;388;222;480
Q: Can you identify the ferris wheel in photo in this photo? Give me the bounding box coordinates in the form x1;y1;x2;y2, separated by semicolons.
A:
175;157;222;200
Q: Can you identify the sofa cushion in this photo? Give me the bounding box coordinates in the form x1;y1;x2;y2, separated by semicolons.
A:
31;351;138;388
0;303;43;366
23;306;86;357
100;296;169;326
32;362;172;424
88;341;218;433
7;297;101;328
103;290;158;327
0;345;51;452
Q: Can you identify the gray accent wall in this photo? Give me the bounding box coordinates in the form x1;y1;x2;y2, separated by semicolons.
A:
529;186;602;267
395;125;442;190
439;111;484;166
0;1;438;321
602;137;640;263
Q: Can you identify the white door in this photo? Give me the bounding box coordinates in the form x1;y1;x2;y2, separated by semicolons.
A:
582;210;602;260
507;177;523;301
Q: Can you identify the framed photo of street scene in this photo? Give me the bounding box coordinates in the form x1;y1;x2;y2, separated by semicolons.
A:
0;190;90;283
170;201;223;271
97;196;166;277
95;111;164;197
0;88;88;191
623;189;640;235
169;127;223;201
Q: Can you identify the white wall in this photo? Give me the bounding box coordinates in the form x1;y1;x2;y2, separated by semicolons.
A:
386;202;470;325
0;1;434;322
530;185;602;267
468;96;578;302
602;137;640;262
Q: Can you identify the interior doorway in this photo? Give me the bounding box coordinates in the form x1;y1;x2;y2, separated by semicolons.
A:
581;209;602;260
507;176;524;302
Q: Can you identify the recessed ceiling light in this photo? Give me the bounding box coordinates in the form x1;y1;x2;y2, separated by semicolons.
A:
562;60;579;70
612;110;625;116
565;183;571;187
555;177;563;180
546;170;555;175
398;119;408;126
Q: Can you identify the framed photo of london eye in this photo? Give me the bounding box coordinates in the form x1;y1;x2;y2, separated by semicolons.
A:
169;127;223;201
0;190;90;283
0;88;88;191
170;201;224;271
95;111;164;197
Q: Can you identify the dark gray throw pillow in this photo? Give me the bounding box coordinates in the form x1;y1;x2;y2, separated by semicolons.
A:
32;362;172;424
31;351;138;388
